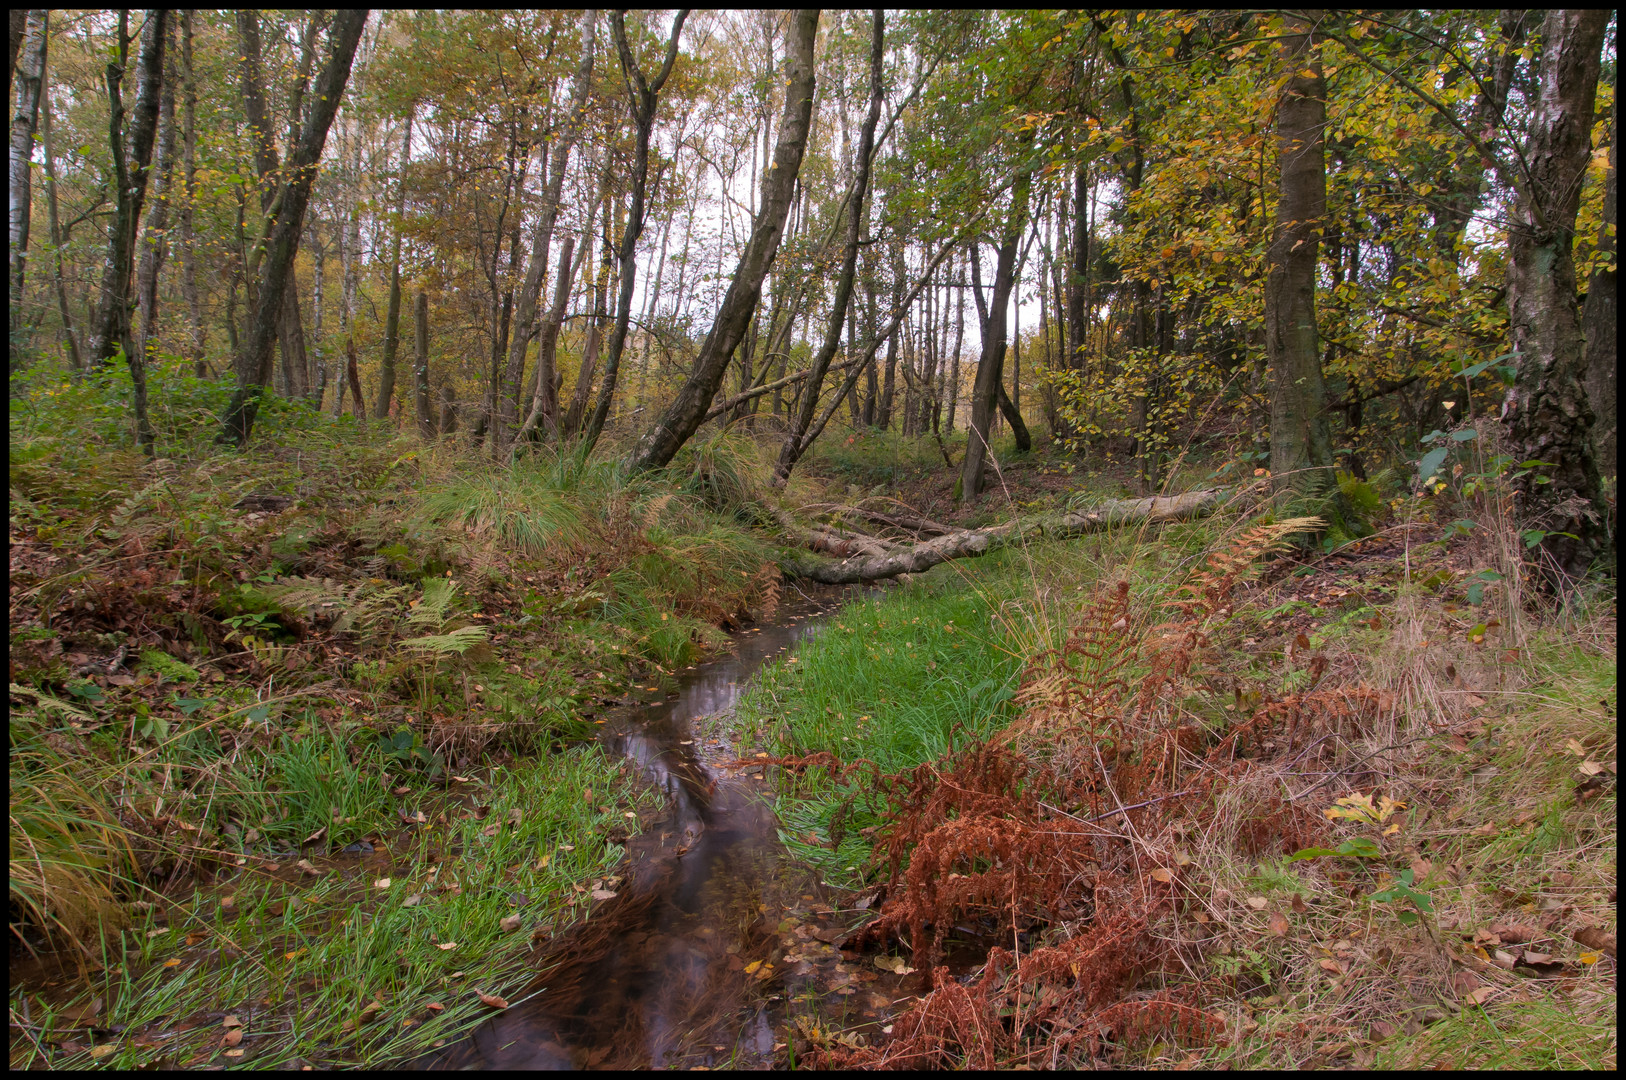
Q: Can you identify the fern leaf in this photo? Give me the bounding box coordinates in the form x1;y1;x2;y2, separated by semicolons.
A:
399;625;489;656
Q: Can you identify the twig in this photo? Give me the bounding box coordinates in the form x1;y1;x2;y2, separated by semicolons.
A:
1040;790;1194;828
1289;739;1428;801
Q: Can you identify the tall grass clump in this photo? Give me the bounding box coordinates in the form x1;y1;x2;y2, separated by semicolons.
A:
9;710;140;955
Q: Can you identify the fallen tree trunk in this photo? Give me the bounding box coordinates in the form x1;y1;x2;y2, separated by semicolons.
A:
779;488;1224;583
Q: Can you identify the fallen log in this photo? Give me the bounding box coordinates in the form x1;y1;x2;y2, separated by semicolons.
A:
779;488;1225;583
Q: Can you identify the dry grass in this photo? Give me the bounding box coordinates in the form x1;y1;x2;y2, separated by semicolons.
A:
808;498;1616;1069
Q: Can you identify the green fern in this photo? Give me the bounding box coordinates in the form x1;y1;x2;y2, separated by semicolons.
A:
398;625;489;656
407;576;457;628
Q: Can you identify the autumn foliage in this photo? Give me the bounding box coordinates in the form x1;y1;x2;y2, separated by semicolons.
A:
811;518;1414;1067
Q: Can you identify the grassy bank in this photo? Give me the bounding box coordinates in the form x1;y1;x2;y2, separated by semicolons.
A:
8;362;786;1067
745;482;1615;1069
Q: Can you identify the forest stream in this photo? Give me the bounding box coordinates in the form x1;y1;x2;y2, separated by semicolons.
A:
427;591;925;1070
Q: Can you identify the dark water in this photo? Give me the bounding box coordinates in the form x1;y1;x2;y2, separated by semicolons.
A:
430;594;899;1070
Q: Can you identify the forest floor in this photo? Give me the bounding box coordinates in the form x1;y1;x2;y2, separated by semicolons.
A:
8;393;1616;1070
755;430;1617;1069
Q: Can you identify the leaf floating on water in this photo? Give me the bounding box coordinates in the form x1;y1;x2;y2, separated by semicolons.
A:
743;960;763;975
590;889;617;901
221;1028;243;1048
477;991;509;1010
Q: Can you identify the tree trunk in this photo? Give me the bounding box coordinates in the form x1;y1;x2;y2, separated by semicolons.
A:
626;8;818;474
374;105;413;419
947;277;963;433
177;11;204;376
772;9;879;488
581;10;688;452
960;171;1031;501
345;334;365;418
1264;13;1338;498
513;235;578;449
134;23;176;362
220;10;367;446
413;289;432;439
494;8;596;452
87;11;167;457
563;191;613;439
783;488;1224;583
1503;8;1609;579
1582;109;1615;475
40;37;83;371
9;9;47;352
9;10;27;105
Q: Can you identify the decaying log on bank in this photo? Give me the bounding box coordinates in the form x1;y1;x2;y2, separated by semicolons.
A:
779;488;1224;583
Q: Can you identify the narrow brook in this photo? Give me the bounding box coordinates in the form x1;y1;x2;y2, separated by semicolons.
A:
430;591;907;1070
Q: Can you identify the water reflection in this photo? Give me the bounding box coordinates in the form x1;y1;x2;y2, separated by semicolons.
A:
431;600;836;1070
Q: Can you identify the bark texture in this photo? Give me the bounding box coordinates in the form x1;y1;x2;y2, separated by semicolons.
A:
1503;8;1609;579
1265;13;1336;496
9;9;47;351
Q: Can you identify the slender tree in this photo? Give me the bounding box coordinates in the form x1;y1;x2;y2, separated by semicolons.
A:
493;8;597;451
219;10;368;446
1582;109;1615;473
9;10;48;353
87;10;168;456
374;104;413;419
960;170;1031;501
627;9;820;472
772;9;882;488
582;9;689;451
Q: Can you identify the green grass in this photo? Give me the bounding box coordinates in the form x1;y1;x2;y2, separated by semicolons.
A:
737;553;1064;887
11;743;656;1070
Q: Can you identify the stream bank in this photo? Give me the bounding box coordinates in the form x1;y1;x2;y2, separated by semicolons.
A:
431;589;935;1069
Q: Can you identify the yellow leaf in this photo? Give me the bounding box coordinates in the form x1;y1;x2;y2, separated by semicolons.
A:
744;960;763;975
1150;867;1174;883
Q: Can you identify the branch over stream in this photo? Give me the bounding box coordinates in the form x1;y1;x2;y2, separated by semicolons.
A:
776;488;1224;583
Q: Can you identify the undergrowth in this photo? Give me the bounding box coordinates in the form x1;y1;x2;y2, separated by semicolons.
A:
756;505;1615;1069
8;370;783;1067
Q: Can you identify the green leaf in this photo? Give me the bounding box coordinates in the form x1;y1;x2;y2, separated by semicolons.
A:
246;704;271;724
1335;837;1382;858
174;696;212;716
1417;447;1449;483
1521;529;1546;549
1449;428;1478;442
